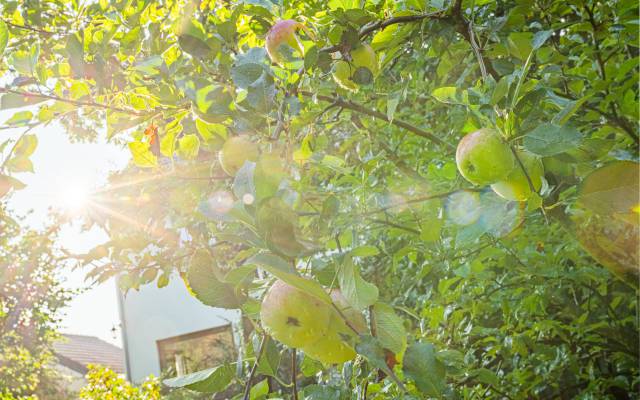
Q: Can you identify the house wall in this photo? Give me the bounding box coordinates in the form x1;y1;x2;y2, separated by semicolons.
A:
118;273;241;384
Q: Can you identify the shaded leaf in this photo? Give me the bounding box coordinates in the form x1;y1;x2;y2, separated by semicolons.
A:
402;342;446;397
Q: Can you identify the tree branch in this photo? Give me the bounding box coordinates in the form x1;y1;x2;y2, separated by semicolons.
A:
3;20;57;36
298;91;455;150
323;11;447;53
0;88;151;116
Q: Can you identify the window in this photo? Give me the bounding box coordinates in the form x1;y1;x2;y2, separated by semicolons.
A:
157;325;236;376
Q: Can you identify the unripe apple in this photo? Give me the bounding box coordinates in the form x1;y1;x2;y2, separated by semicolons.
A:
301;289;366;365
218;136;259;176
266;20;309;66
260;280;331;348
302;331;357;365
332;44;378;91
456;128;515;186
491;150;544;201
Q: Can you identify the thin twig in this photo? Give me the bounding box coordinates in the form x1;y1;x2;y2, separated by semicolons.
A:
0;88;152;116
291;349;299;400
323;11;447;53
298;91;454;149
243;334;268;400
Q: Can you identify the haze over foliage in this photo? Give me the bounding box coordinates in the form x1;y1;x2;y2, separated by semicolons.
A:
0;0;638;399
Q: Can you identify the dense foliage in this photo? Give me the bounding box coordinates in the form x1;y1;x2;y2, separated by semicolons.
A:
0;211;71;399
0;0;638;399
78;365;160;400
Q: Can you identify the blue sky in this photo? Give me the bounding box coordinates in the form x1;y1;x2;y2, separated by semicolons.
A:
4;115;129;346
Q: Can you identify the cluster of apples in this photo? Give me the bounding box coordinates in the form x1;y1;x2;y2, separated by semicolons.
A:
260;280;366;364
456;128;544;201
265;20;378;91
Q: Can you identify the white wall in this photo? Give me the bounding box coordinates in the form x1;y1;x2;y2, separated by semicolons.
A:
118;274;240;383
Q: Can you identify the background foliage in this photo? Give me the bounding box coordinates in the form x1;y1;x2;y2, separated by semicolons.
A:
0;210;71;400
0;0;638;399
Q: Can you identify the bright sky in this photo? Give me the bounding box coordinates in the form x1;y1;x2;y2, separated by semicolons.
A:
4;114;129;346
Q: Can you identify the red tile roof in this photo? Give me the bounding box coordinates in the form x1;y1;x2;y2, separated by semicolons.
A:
54;334;125;374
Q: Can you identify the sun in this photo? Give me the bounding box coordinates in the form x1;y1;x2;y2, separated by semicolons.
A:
57;183;92;212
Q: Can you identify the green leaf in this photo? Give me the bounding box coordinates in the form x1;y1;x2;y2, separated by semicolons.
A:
523;123;582;156
249;378;269;400
551;96;591;125
372;302;406;354
402;342;446;397
507;32;533;60
231;63;265;89
247;253;331;304
473;368;499;387
196;119;226;141
432;87;468;104
5;111;33;126
386;95;400;123
177;134;200;159
577;161;639;217
163;364;234;393
1;93;46;109
0;174;26;197
491;75;511;105
303;384;345;399
338;256;378;311
255;337;281;377
245;252;294;274
127;141;157;168
0;20;9;57
185;250;244;309
355;335;407;391
11;134;37;158
532;30;553;50
351;245;379;257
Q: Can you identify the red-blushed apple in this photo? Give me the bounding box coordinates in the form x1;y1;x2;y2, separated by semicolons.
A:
266;20;312;66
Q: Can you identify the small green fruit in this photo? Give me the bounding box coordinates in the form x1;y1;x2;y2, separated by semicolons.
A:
456;128;515;186
260;280;331;348
332;44;378;91
491;150;544;201
218;136;259;176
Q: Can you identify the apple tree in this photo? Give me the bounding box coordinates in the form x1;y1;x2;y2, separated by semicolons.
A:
0;0;638;398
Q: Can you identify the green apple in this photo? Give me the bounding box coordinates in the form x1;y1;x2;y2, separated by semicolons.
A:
491;150;544;201
332;44;378;91
266;20;309;66
301;289;366;365
218;136;259;176
302;331;357;365
455;128;515;186
260;280;331;348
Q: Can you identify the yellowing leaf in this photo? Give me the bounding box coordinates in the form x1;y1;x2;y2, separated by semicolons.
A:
128;141;157;168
